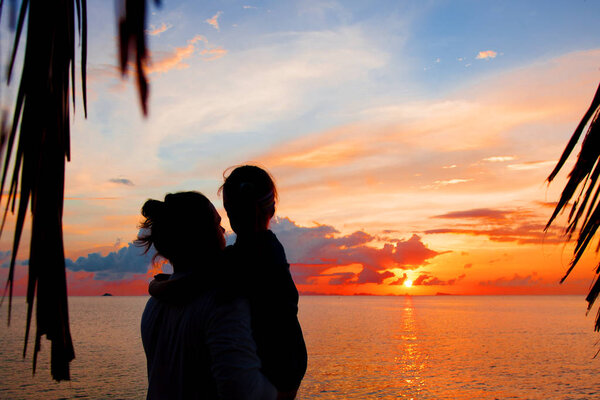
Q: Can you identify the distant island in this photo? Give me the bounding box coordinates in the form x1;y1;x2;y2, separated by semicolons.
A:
102;293;113;297
435;292;453;296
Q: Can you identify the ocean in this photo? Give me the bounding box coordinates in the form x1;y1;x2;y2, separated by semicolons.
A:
0;295;599;399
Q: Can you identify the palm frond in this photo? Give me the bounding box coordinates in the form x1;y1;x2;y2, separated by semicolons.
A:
546;82;600;329
117;0;161;115
0;0;86;382
0;0;159;381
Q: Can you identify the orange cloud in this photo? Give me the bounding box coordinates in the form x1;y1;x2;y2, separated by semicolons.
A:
200;46;228;61
147;35;207;74
476;50;497;60
146;22;171;36
272;217;442;293
147;35;227;74
413;272;465;286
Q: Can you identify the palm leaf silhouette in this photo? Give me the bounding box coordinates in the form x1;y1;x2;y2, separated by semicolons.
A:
0;0;158;381
546;83;600;330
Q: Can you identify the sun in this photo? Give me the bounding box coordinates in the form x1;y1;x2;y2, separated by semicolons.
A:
404;279;413;288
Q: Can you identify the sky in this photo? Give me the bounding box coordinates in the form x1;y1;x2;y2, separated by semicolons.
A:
1;0;600;296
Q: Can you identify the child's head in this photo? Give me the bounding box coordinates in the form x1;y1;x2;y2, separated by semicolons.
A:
220;165;277;234
136;191;225;268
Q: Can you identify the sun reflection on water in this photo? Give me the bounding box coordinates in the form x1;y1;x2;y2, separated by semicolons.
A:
394;296;428;398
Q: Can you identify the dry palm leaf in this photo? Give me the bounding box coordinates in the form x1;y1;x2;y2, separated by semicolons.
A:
546;83;600;330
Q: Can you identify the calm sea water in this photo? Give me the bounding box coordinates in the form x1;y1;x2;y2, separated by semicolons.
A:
0;295;599;399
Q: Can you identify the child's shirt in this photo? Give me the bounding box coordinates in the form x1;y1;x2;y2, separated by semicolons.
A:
225;230;307;392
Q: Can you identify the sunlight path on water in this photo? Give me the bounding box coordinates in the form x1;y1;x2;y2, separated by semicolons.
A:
298;296;433;398
395;296;427;399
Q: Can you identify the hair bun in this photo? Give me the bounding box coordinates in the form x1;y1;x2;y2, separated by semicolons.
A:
141;199;165;220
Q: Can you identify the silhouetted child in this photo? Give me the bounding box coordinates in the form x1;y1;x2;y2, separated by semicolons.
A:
149;166;307;398
220;165;307;397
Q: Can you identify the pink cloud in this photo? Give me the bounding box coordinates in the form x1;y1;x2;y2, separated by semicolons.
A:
272;217;441;286
205;11;223;30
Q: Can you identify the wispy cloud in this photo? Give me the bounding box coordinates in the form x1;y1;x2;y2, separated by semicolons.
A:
421;178;473;189
200;47;228;61
146;26;385;137
109;178;134;186
257;49;600;236
507;160;556;171
433;208;514;221
476;50;497;60
147;35;227;74
434;178;471;186
425;207;565;245
205;11;223;30
483;156;515;162
146;22;171;36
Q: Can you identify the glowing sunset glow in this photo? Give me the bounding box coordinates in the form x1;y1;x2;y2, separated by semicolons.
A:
1;1;599;297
